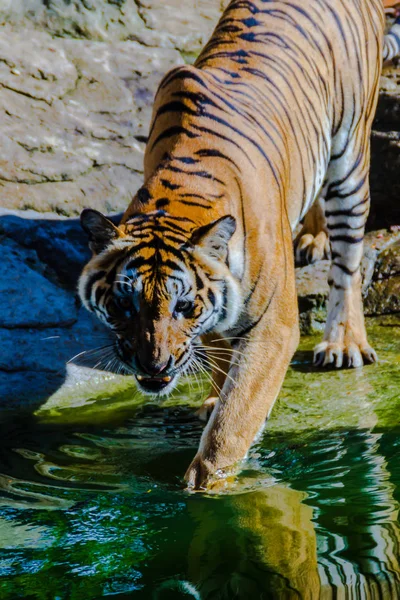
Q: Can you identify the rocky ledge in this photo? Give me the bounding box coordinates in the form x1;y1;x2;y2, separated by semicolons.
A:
0;1;399;407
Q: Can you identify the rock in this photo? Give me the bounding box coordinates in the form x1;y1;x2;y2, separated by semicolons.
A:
0;0;228;52
0;4;397;220
0;30;77;104
296;229;400;334
0;208;91;287
0;27;183;215
364;240;400;315
0;371;65;407
132;0;230;54
370;130;400;230
0;306;114;405
0;307;111;373
376;64;400;130
296;260;330;334
0;208;124;287
0;237;78;328
0;1;149;45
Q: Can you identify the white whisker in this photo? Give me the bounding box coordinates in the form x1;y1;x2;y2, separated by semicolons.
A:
194;351;236;387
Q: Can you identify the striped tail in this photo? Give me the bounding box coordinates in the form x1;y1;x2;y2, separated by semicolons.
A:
383;15;400;61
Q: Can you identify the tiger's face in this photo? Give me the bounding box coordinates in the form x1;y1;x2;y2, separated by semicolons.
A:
78;209;241;395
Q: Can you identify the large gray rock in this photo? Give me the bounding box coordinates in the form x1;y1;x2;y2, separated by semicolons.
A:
0;4;397;221
0;0;228;51
0;28;183;215
0;237;78;328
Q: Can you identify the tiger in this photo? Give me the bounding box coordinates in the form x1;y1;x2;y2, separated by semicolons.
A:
78;0;400;490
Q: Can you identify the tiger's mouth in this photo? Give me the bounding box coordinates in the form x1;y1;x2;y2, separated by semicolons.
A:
135;374;175;393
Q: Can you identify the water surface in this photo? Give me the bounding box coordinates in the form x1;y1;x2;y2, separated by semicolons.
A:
0;318;399;599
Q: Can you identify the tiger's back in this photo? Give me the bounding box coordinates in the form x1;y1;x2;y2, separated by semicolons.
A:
142;0;384;224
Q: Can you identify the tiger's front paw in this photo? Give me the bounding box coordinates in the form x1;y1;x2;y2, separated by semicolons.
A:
313;340;378;369
295;231;330;266
184;454;213;490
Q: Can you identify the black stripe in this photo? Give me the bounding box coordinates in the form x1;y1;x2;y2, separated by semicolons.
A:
156;198;169;209
84;271;106;303
327;221;363;231
326;174;368;201
325;202;369;218
207;288;216;307
220;283;228;323
95;285;105;305
125;255;152;271
191;123;255;167
175;156;198;165
333;262;357;276
161;179;180;191
238;288;276;338
178;199;213;209
329;235;363;244
160;259;185;273
150;126;198;152
196;148;240;171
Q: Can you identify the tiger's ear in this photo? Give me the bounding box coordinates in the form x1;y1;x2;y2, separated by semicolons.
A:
190;215;236;260
80;209;125;254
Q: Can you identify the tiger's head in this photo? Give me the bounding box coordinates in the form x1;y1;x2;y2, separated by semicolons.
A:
78;208;242;395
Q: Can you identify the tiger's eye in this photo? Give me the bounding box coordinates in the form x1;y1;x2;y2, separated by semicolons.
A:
117;296;132;310
174;299;195;317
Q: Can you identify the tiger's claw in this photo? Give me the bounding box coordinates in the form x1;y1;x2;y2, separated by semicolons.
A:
313;341;378;369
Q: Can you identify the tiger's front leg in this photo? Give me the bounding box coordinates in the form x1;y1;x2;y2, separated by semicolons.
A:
185;283;299;490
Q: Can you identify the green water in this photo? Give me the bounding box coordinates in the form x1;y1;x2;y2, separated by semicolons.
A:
0;318;399;599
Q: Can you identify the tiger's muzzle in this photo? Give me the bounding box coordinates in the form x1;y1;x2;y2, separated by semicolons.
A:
135;354;175;393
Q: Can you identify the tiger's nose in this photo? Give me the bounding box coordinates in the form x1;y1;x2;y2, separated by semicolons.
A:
136;355;173;376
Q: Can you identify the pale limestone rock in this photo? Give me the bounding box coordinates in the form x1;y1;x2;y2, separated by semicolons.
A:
0;29;183;214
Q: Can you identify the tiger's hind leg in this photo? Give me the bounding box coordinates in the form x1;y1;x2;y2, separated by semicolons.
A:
313;133;377;369
294;194;330;266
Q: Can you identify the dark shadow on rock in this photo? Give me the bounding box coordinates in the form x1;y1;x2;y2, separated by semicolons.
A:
0;209;119;411
0;210;123;287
